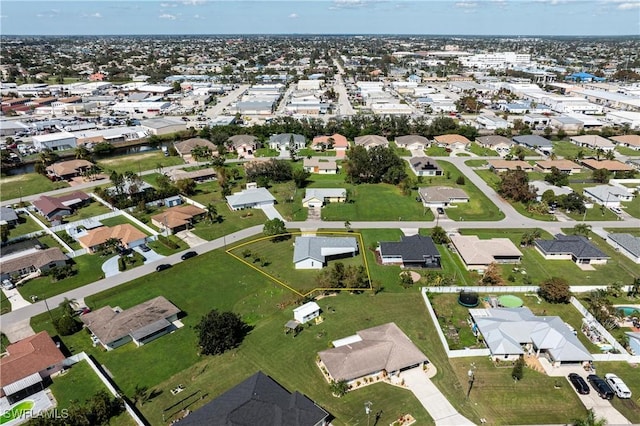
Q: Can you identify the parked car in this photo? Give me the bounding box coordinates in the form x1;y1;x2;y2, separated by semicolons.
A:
587;374;615;399
568;373;590;395
605;373;632;399
139;244;151;252
436;207;445;215
156;264;172;272
181;251;198;261
610;206;623;215
2;279;15;290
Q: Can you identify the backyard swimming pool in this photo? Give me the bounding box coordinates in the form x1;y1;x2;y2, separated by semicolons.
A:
616;306;640;316
0;400;34;425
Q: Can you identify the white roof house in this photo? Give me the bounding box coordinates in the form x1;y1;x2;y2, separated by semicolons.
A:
583;185;633;207
302;188;347;208
293;302;321;324
226;187;276;211
293;236;358;269
469;307;592;365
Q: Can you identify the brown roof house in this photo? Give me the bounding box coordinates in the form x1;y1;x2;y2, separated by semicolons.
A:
151;204;205;234
0;331;65;403
45;159;94;180
535;160;582;175
488;159;534;173
395;135;429;151
476;135;513;156
0;247;68;281
303;157;339;174
227;134;258;157
354;135;389;150
570;135;615;152
433;134;471;151
32;191;91;223
450;235;523;272
610;134;640;151
174;138;218;163
78;224;148;253
418;186;469;208
581;159;634;172
312;134;349;156
318;323;428;386
81;296;181;351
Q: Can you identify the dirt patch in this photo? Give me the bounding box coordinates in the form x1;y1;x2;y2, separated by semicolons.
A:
0;175;32;183
408;271;421;283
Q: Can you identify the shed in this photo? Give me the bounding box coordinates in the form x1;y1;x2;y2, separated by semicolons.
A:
293;302;321;324
164;196;183;207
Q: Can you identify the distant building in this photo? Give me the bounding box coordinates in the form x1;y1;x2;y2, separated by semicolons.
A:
173;138;218;162
433;134;471;151
450;235;522;271
151;204;205;234
606;233;640;264
395;134;429;151
302;188;347;208
0;247;68;281
226;187;276;211
78;224;148;253
32;131;76;151
32;191;91;222
268;133;306;151
141;117;186;136
609;135;640;151
303;157;338;174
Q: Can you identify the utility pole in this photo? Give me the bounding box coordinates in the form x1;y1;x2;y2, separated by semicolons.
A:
466;363;476;399
364;401;372;426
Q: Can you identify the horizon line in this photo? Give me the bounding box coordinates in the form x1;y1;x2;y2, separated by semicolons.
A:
3;33;639;38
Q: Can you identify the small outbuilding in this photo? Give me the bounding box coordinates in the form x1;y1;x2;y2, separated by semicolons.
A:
293;301;321;324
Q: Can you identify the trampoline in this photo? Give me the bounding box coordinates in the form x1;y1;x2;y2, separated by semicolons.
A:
499;295;524;308
458;291;479;308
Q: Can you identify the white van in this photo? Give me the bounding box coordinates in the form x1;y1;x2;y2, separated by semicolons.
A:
605;373;632;399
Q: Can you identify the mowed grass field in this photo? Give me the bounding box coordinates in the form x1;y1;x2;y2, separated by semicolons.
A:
97;151;184;175
0;173;69;201
29;239;598;425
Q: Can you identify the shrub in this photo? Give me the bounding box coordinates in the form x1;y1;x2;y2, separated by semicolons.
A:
118;257;126;271
54;315;81;336
539;277;571;303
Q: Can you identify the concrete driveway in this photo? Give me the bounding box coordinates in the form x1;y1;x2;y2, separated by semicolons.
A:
402;367;475;426
259;204;284;221
102;255;120;278
134;246;165;263
566;374;632;424
175;230;208;247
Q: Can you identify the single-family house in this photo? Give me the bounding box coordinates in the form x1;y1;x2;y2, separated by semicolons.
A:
293;236;358;269
354;135;389;150
606;233;640;264
450;235;522;271
151;204;206;234
173;138;218;163
512;135;553;154
32;191;91;223
433;134;471;151
176;371;330;426
535;234;609;265
0;247;68;281
303;157;339;174
418;186;469;208
570;135;615;152
45;159;94;180
293;302;321;324
535;160;582;175
610;134;640;151
488;159;534;173
580;159;635;173
0;332;66;403
408;157;442;176
78;224;148;253
476;135;513;156
378;234;441;268
469;307;592;366
166;168;216;182
311;134;349;156
269;133;306;151
0;206;19;227
318;323;428;384
302;188;347;208
226;187;276;211
530;181;573;202
395;135;429;151
583;185;633;207
227;134;258;157
81;296;181;351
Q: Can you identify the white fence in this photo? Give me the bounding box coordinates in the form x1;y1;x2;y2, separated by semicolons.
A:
63;352;146;425
569;297;630;356
425;285;538;294
181;196;206;210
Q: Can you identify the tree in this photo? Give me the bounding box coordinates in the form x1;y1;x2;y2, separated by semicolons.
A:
497;169;536;203
109;171;125;196
175;178;196;195
195;309;250;356
344;220;351;232
544;167;569;186
431;226;449;244
520;229;542;247
74;145;92;161
53;315;81;336
0;224;9;243
456;175;466;185
512;356;524;381
210;155;226;168
131;385;149;406
571;223;592;238
539;277;571;303
329;380;349;397
292;168;310;188
480;262;504;286
263;218;286;237
399;271;414;288
592;168;611;184
572;409;607;426
191;145;212;162
205;203;219;224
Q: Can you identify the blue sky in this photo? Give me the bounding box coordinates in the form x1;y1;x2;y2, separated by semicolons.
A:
0;0;638;36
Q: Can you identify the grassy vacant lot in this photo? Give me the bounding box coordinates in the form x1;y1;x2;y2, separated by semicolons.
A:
298;149;336;157
425;146;449;156
458;228;639;286
147;235;188;255
255;148;280;157
97;152;183;175
17;254;106;301
465;159;488;167
552;140;597;159
228;232;369;296
0;173;69;201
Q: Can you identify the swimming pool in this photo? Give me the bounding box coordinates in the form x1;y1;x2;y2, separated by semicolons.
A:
0;400;35;425
617;306;640;316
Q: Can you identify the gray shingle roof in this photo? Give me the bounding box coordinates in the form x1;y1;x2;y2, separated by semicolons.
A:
379;235;440;262
513;135;553;148
293;236;358;264
608;233;640;258
269;133;305;145
535;234;609;260
177;371;329;426
409;157;441;172
0;207;18;223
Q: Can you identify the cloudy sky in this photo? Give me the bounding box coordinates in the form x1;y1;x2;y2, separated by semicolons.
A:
1;0;638;36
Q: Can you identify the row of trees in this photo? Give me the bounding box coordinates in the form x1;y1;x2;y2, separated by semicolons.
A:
315;262;370;290
343;145;407;185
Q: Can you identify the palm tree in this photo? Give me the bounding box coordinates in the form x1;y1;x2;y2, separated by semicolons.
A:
329;380;349;397
205;203;218;224
572;409;606;426
344;220;351;232
572;223;592;237
75;146;91;160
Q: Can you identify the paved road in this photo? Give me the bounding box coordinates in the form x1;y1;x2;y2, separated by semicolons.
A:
332;57;355;116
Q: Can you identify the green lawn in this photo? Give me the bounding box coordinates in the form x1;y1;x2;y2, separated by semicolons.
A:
465;159;488;167
55;231;82;250
468;143;498;157
17;254;106;301
191;209;267;241
97;152;184;175
1;333;9;352
615;146;640;157
7;213;43;239
63;200;112;222
0;292;10;315
552;140;597;159
425;146;449;156
389;141;411;157
147;235;189;255
0;173;69;201
255;148;280;157
622;194;640;219
459;228;640;286
228;232;369;296
298;149;336;157
595;362;640;423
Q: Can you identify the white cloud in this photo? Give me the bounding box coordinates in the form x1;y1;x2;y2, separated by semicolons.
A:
288;12;299;19
159;13;177;20
82;12;102;18
36;9;60;18
617;2;640;9
329;0;369;10
455;2;478;7
160;2;178;7
193;14;205;19
183;0;206;5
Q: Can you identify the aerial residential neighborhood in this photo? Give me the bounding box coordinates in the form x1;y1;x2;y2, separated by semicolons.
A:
0;2;639;425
